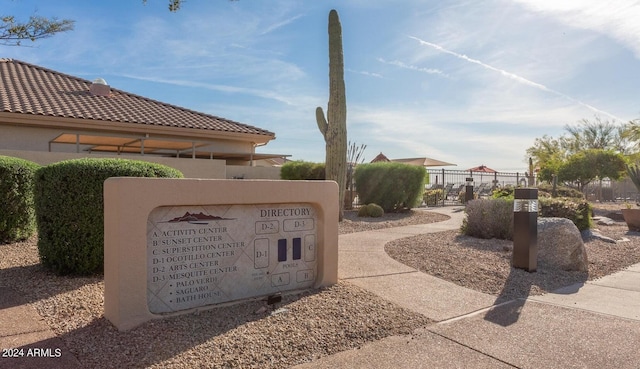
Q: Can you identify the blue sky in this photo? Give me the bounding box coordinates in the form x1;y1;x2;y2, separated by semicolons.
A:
4;0;640;171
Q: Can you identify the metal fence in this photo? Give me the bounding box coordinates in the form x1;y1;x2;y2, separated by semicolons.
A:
425;169;533;206
345;167;640;209
584;177;640;203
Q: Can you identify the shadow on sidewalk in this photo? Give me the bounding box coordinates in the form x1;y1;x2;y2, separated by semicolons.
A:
483;265;588;327
483;267;533;326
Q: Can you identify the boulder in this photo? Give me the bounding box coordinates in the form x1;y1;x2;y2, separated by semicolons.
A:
537;217;588;272
593;216;616;226
581;229;617;244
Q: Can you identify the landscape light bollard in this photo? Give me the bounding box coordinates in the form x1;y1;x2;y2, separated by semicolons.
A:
465;177;474;203
513;188;538;272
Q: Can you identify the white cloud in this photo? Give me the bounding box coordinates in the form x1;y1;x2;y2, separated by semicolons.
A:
408;35;622;121
377;58;449;77
347;69;384;79
260;13;305;35
512;0;640;58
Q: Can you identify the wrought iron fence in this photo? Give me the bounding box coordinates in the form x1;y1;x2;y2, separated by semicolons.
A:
584;177;640;203
345;166;640;209
425;168;533;206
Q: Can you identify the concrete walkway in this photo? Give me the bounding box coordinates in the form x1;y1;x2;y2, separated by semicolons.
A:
295;206;640;369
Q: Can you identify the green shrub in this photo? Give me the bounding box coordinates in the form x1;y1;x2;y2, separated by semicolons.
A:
539;197;592;231
34;158;183;275
357;203;385;218
424;189;444;206
357;205;370;217
461;197;592;241
0;156;40;243
366;203;384;217
354;162;425;212
280;161;325;180
537;183;584;199
491;186;514;199
461;198;514;240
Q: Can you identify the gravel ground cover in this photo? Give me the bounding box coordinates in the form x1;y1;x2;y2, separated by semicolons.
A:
2;205;639;368
0;209;442;369
386;204;640;303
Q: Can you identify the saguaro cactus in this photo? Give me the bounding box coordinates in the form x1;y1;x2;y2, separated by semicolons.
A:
316;9;347;220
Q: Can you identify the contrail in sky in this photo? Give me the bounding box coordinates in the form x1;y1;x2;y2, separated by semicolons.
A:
409;36;621;121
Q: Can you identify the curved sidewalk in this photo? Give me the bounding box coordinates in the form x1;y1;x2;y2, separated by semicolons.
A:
296;206;640;369
339;206;497;322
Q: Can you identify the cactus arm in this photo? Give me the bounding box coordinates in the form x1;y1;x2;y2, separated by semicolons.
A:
316;107;328;139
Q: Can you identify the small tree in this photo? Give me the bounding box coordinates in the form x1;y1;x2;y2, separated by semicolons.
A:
558;149;626;192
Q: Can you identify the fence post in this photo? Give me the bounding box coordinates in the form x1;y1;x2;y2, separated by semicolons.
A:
441;168;446;206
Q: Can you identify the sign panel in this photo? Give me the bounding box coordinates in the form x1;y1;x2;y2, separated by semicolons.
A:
147;203;317;314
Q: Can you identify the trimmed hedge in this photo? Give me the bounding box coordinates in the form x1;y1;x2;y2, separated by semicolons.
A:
0;156;40;243
280;161;325;180
354;162;425;212
34;158;183;275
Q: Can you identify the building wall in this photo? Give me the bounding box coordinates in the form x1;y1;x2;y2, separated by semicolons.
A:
0;149;226;179
0;125;257;156
1;123;281;179
0;150;282;180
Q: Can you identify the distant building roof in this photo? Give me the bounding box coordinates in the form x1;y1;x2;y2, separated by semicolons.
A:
371;152;391;162
0;58;275;139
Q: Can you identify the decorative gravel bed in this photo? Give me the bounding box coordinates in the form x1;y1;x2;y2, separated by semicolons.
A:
0;209;442;368
386;205;640;303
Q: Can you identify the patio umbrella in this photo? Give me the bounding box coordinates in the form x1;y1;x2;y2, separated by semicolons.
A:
467;164;497;173
393;157;457;167
467;164;497;182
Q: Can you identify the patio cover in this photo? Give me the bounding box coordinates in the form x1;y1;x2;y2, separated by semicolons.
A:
49;133;290;161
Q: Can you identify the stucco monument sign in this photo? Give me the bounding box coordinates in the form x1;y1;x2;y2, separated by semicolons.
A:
104;178;338;331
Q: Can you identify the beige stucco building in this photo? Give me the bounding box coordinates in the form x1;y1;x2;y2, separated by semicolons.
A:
0;59;287;178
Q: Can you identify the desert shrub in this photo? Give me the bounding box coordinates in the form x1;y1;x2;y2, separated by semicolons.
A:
0;156;40;243
354;162;425;212
357;205;370;217
461;198;514;240
280;161;325;180
537;183;584;199
539;197;591;231
491;186;514;199
424;189;443;206
366;203;384;217
34;158;183;275
457;188;471;203
357;203;385;217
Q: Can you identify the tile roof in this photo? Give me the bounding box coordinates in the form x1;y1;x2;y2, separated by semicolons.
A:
0;58;275;138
